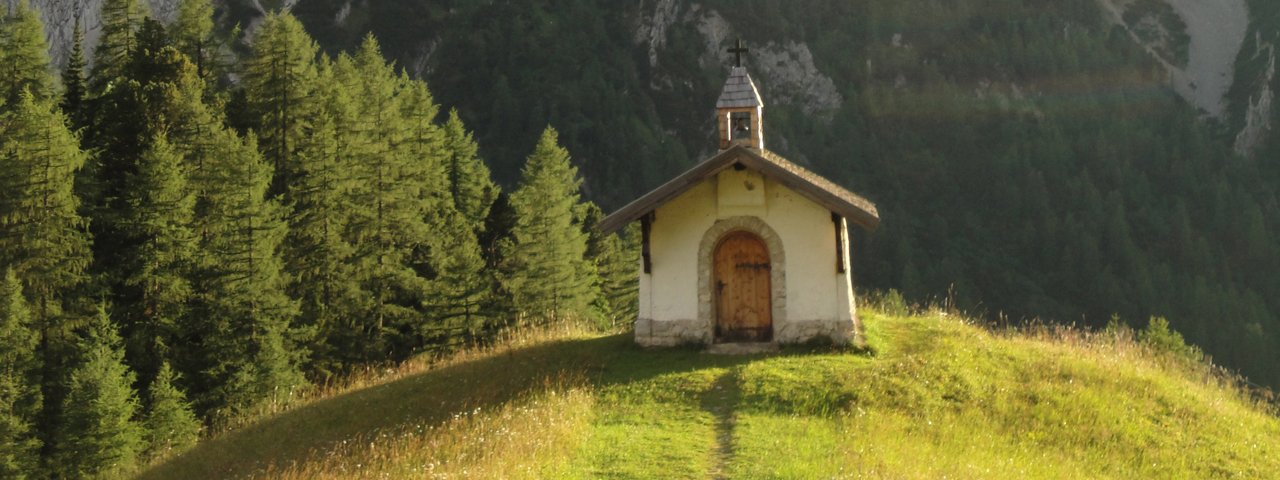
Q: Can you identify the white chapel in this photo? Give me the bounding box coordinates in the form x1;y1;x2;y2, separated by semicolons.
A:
599;54;880;347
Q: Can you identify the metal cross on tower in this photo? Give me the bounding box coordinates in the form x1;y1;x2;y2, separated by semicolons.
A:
727;38;748;67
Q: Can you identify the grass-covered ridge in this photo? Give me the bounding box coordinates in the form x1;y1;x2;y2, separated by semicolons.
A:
140;308;1280;479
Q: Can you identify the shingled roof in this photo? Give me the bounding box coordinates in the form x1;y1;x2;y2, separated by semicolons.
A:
598;145;880;233
715;67;763;109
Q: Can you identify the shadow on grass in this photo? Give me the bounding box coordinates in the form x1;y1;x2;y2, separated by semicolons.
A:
137;334;791;479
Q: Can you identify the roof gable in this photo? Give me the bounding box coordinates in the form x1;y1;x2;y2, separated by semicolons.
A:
599;146;880;233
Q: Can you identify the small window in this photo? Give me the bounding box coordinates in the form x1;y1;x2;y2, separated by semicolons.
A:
731;112;751;141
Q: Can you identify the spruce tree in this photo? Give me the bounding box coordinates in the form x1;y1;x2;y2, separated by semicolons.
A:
0;0;55;106
0;269;40;479
582;204;639;328
502;127;597;324
51;306;144;479
60;19;88;128
189;129;303;422
123;135;197;385
142;362;199;460
242;12;320;194
443;109;498;231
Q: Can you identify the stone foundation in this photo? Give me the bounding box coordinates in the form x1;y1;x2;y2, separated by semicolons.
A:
636;317;861;347
634;318;709;346
774;318;857;345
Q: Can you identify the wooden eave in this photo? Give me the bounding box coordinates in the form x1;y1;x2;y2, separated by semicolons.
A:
599;145;880;233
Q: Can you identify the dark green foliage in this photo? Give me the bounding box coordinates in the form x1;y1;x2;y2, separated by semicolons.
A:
284;101;359;378
188;129;303;423
60;19;88;128
51;306;143;479
92;0;150;91
142;362;199;461
1139;316;1202;363
443;109;499;229
0;269;40;479
503;128;597;324
582;203;639;329
0;0;55;106
122;135;197;386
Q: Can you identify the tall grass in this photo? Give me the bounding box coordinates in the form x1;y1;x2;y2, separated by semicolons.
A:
261;386;594;479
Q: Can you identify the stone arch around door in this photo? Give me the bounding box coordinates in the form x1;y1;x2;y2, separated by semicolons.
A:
698;216;786;341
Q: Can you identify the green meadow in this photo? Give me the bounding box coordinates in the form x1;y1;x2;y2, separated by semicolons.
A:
140;307;1280;479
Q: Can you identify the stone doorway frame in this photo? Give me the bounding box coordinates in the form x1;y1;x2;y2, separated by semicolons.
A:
698;216;786;342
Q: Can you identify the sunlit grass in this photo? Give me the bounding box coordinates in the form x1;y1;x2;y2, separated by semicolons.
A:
143;304;1280;479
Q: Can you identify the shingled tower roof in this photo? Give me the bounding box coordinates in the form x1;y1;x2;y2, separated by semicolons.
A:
716;66;763;109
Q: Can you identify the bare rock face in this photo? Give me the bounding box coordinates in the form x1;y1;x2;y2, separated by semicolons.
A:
1234;34;1275;158
750;41;843;117
634;1;842;118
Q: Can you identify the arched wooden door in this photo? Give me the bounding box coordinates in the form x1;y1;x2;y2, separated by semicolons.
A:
714;231;772;342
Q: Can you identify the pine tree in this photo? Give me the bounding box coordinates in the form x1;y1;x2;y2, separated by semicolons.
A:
122;135;197;385
242;12;320;194
92;0;150;91
60;19;88;128
443;109;498;231
0;269;41;479
189;129;303;422
142;362;199;461
0;0;55;107
502;127;596;324
51;306;144;479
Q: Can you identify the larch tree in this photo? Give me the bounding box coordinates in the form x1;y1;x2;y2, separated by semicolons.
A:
188;129;303;422
502;127;597;324
171;0;216;82
337;39;430;360
0;92;92;453
0;269;41;479
401;80;491;347
241;12;320;195
141;362;199;461
0;0;55;106
51;306;144;479
285;98;361;376
122;135;197;387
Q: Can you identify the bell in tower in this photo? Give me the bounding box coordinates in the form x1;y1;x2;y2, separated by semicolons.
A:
716;39;764;150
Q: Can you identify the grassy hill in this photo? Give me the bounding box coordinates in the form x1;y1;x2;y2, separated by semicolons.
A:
138;306;1280;479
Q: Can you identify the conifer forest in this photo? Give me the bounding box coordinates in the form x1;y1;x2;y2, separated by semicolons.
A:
1;0;1280;477
0;1;637;476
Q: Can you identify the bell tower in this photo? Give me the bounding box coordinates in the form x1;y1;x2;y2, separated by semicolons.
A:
716;39;764;150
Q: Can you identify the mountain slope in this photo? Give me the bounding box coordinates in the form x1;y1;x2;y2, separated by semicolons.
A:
139;308;1280;479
